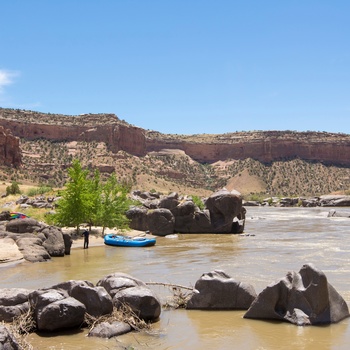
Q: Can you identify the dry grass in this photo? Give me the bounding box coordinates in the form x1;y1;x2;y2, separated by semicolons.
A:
6;308;36;350
85;303;151;334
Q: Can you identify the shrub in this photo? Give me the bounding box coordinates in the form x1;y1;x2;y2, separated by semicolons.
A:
6;181;21;196
192;195;205;210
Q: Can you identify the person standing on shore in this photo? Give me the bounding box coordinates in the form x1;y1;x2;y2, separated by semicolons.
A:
82;229;89;249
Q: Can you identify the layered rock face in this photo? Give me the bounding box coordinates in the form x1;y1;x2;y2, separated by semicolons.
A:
0;126;21;167
1;108;350;166
146;132;350;165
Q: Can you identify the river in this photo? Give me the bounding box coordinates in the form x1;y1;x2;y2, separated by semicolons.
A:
1;206;350;349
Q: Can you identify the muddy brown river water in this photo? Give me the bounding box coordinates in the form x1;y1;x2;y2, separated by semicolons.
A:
1;206;350;349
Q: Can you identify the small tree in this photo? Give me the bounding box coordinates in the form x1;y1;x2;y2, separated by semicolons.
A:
52;159;92;234
97;173;131;235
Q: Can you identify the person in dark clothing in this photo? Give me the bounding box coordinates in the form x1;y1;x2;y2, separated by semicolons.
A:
82;229;89;249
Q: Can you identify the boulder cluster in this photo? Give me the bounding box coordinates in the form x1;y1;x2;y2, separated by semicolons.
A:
1;264;349;349
0;214;72;262
245;194;350;207
127;188;246;235
0;273;161;348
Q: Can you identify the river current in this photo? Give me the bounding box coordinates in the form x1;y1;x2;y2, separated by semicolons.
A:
1;206;350;349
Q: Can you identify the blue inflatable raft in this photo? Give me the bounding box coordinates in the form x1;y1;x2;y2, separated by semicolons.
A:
104;234;156;247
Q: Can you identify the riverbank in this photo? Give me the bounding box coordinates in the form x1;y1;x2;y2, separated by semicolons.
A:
0;228;153;264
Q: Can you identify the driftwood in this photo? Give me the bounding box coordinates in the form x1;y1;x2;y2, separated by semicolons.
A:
145;282;198;293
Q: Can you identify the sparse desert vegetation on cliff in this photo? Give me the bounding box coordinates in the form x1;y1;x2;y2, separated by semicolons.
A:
0;107;350;198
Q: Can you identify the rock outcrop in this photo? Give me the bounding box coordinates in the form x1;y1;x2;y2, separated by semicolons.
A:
244;263;350;325
187;270;257;310
3;216;72;262
127;189;245;235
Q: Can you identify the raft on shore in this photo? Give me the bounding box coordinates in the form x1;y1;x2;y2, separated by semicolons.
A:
104;234;156;247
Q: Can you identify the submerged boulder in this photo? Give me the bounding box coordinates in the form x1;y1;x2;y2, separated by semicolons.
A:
88;321;132;338
244;263;350;325
187;270;257;310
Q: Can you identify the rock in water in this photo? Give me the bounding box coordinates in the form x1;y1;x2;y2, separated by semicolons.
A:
244;263;350;325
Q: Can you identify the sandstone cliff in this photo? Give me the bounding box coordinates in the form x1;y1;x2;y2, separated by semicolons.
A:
0;125;21;167
1;108;349;167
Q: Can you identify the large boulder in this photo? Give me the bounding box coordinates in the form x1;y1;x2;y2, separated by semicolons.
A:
16;236;51;262
159;192;179;210
62;232;73;255
244;264;350;325
113;286;161;322
5;218;43;233
171;201;211;233
29;289;86;331
0;288;32;322
97;273;161;322
97;273;147;298
70;283;113;317
205;189;243;233
41;226;65;257
50;280;95;295
0;325;19;350
187;270;256;310
147;208;175;236
126;206;148;231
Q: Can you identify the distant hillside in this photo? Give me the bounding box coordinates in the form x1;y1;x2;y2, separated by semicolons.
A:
0;107;349;197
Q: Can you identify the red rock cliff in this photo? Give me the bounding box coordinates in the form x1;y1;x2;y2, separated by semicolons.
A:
0;126;21;166
1;108;350;166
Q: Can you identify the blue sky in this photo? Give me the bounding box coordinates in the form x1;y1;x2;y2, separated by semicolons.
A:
1;1;349;135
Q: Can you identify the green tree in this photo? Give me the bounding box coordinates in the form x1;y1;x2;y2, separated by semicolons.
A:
52;159;92;234
85;169;102;232
97;173;131;235
6;181;21;195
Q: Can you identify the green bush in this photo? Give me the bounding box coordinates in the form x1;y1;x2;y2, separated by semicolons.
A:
6;182;21;195
26;186;53;197
192;195;205;210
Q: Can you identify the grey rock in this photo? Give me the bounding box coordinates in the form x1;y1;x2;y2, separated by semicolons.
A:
244;263;350;325
41;226;65;257
205;188;243;233
29;289;86;331
126;206;148;231
187;270;256;310
88;321;132;338
113;286;161;321
70;284;113;317
16;236;51;262
97;273;146;298
0;288;32;322
0;325;20;350
147;208;175;236
6;218;44;234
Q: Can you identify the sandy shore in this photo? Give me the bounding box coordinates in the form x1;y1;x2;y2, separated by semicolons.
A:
0;228;153;264
0;237;24;264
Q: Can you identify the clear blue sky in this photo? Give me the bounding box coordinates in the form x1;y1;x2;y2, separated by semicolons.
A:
1;1;349;135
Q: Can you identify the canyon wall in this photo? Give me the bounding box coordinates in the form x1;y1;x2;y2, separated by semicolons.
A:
0;108;350;166
145;136;350;165
0;126;21;167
